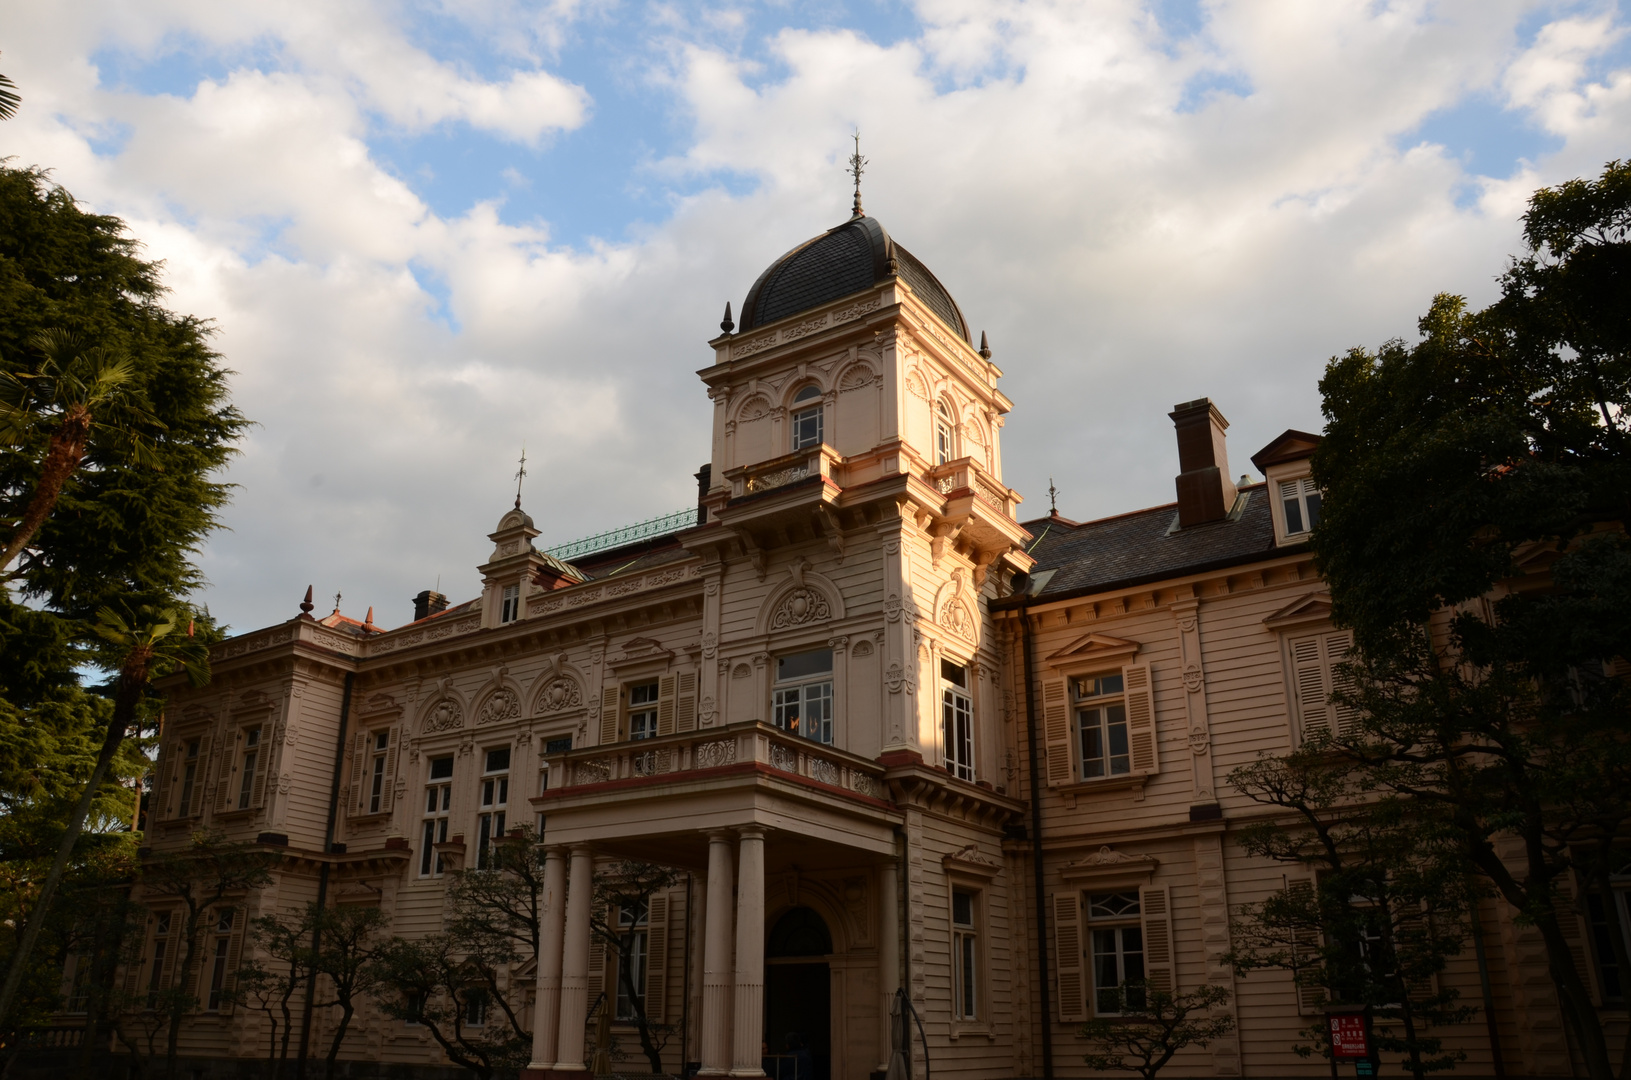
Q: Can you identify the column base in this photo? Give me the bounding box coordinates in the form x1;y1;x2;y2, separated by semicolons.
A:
728;1071;767;1078
698;1070;732;1077
520;1071;587;1080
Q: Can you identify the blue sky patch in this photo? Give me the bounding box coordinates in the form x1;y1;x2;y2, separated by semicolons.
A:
1404;93;1564;179
1177;69;1252;113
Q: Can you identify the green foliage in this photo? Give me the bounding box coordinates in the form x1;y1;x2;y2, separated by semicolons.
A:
1309;160;1631;1080
370;933;530;1080
1079;982;1235;1080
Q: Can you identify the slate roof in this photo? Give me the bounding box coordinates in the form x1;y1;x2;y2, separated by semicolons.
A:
738;214;971;343
1001;483;1298;605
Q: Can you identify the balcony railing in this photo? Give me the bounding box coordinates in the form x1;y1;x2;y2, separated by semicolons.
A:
724;446;842;501
926;457;1016;518
543;720;889;803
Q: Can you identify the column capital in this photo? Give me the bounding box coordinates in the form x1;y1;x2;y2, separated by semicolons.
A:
735;825;767;841
706;828;735;844
569;841;594;857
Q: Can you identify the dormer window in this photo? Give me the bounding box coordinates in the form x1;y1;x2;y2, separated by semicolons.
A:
1279;477;1322;537
500;584;520;624
791;385;823;451
936;402;955;465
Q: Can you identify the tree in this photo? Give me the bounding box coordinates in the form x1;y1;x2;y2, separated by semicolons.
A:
0;55;18;121
136;830;274;1079
303;902;388;1079
1226;750;1474;1078
590;861;681;1074
225;913;310;1077
1078;982;1236;1080
1311;160;1631;1080
370;933;530;1080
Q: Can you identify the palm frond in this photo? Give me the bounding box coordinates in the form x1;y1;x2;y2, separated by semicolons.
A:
0;73;18;122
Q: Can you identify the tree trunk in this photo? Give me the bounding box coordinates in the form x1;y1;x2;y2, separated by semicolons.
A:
324;1001;354;1079
0;412;90;573
0;643;146;1025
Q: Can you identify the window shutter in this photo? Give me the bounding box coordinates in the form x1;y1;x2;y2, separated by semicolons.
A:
1556;873;1600;1005
191;735;212;816
221;914;244;1014
1291;636;1331;742
347;731;368;816
1041;679;1072;787
381;726;401;811
676;671;698;733
1053;891;1086;1022
249;742;270;809
182;924;203;1001
1325;632;1360;736
158;922;178;989
1285;880;1323;1015
122;934;145;995
1123;664;1158;775
657;674;677;736
645;895;669;1021
156;743;178;820
586;931;607;1012
599;687;620;746
1139;885;1175;995
216;732;237;812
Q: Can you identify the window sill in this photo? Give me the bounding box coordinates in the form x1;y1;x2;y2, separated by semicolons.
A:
948;1024;994;1040
213;806;262;820
1056;774;1149;807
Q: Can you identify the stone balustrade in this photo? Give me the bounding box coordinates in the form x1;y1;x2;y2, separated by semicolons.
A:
926;455;1016;518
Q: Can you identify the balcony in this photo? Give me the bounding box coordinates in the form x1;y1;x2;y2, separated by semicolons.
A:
721;445;843;502
925;457;1018;520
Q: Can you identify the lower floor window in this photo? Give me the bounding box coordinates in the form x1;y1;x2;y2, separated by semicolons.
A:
1589;887;1631;1002
1088;892;1145;1014
463;989;487;1027
952;890;978;1020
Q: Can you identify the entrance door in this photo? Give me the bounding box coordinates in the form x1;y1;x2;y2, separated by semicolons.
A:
765;963;830;1080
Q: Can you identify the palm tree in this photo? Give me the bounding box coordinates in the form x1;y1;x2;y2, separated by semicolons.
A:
0;54;19;120
0;328;162;575
0;605;210;1024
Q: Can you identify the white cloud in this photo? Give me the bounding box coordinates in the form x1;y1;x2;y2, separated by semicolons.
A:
2;0;1627;634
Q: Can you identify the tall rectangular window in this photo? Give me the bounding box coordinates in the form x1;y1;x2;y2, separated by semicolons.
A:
146;911;172;1006
952;890;979;1020
500;584;520;624
790;386;823;450
368;730;390;813
628;682;659;741
420;756;453;877
476;747;510;868
206;908;235;1010
237;727;262;809
942;660;974;781
773;649;834;744
1075;674;1129;779
615;900;649;1020
1279;476;1322;536
178;738;201;816
1088;892;1145;1014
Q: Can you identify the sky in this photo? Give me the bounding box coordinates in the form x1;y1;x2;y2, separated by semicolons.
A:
3;0;1629;635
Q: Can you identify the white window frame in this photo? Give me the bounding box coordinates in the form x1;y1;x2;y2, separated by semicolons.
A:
790;385;824;451
205;907;235;1011
1075;673;1130;780
500;583;521;624
1278;475;1322;538
476;747;510;868
935;401;956;465
628;681;659;741
420;756;453;878
772;649;834;744
237;726;262;809
615;900;650;1021
366;730;390;814
941;659;974;781
1087;891;1146;1015
952;888;980;1021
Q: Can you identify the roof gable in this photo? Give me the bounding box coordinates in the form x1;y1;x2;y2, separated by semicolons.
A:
1250;429;1323;473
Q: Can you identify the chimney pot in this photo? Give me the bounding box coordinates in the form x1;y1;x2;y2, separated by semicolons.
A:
1169;397;1237;528
413;589;449;622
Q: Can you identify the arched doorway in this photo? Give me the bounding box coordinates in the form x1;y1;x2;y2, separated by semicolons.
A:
765;906;832;1080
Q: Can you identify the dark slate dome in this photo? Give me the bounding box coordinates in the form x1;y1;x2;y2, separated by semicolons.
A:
738;214;971;343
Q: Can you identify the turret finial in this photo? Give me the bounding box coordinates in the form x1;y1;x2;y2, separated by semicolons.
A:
514;445;528;510
364;606;374;626
979;331;991;360
848;129;867;218
300;585;314;615
721;301;735;334
1048;478;1059;516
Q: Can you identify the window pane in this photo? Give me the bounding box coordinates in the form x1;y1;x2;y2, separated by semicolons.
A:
630;682;660;705
1305;491;1322;528
430;756;454;780
777;649;833;681
953;892;974;927
941;659;968;687
485;748;511;773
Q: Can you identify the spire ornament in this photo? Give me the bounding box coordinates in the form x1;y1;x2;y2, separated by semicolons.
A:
847;129;867;218
979;331;991;360
514;446;528;510
1048;478;1059;516
721;301;735;334
300;585;314;615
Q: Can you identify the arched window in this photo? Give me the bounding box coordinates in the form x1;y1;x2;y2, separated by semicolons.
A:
936;401;956;465
791;385;824;451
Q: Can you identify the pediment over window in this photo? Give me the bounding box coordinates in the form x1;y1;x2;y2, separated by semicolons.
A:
609;636;674;670
1045;632;1140;671
1263;592;1333;629
943;844;1002;880
1060;845;1158;883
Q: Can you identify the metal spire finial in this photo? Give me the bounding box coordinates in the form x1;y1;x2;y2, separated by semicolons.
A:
332;591;342;614
721;301;735;334
514;445;528;510
848;129;867;218
1048;477;1059;515
300;585;314;615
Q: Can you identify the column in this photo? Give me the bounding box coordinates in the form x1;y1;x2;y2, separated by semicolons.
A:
700;831;736;1076
554;844;594;1072
731;827;767;1077
527;847;568;1072
877;859;900;1073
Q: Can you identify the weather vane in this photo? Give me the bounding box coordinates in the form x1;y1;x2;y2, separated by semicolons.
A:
1048;477;1059;515
848;129;867;218
514;445;528;510
332;591;342;614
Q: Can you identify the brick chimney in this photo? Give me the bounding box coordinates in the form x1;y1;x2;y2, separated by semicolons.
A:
1169;398;1237;528
413;589;449;622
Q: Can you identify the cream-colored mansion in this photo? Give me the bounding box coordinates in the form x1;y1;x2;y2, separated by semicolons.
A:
127;206;1605;1079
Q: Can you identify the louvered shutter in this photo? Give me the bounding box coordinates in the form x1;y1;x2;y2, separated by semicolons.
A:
190;735;212;816
657;674;677;736
1291;636;1331;742
676;671;698;733
1556;873;1600;1005
1042;679;1072;787
158;922;178;990
348;731;368;816
1326;632;1360;736
586;931;607;1012
216;731;237;812
220;915;245;1014
1123;664;1158;775
249;740;270;809
156;743;178;820
381;726;401;812
599;687;620;746
1139;885;1175;995
122;929;146;995
1285;880;1324;1014
182;921;203;1001
1053;891;1085;1021
645;895;669;1021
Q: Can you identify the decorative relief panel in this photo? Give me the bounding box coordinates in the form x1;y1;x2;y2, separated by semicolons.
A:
534;676;583;714
693;740;737;769
771;587;831;629
423;698;464;733
477;689;520;726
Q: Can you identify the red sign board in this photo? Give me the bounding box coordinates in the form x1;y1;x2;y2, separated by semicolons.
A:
1328;1013;1371;1059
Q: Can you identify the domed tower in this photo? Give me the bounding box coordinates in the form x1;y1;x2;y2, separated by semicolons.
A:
687;204;1033;768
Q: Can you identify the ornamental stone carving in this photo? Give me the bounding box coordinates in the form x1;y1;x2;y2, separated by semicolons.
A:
535;676;583;714
477;689;520;726
1183;663;1204;692
701;632;718;659
424;698;464;733
884;594;903;622
941;599;975;640
1189;728;1211;753
885;662;904;694
694;739;737;768
699;696;716;724
771;587;830;629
